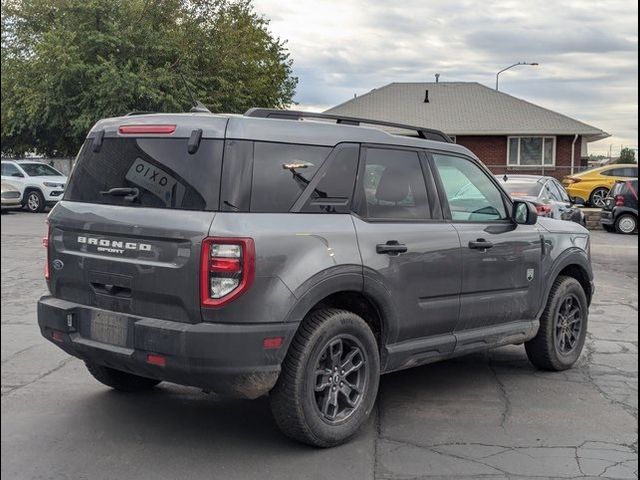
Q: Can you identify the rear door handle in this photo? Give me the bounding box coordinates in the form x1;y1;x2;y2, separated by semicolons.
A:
376;241;408;255
468;239;494;250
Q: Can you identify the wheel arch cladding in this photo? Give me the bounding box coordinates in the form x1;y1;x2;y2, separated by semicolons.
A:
556;263;593;306
283;268;389;359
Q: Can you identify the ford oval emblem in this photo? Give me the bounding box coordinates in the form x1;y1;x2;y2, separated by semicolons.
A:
52;259;65;271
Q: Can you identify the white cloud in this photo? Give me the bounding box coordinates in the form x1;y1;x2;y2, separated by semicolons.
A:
254;0;638;154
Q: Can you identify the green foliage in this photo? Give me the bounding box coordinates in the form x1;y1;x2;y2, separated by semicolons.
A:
617;147;637;164
1;0;298;156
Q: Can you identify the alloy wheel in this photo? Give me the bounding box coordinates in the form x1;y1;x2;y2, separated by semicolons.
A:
618;216;637;234
591;189;608;208
27;193;40;212
312;336;368;424
555;294;583;355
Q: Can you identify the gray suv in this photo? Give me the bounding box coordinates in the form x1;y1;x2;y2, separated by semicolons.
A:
38;109;594;447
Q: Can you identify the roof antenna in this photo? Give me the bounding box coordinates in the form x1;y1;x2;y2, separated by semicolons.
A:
179;72;211;113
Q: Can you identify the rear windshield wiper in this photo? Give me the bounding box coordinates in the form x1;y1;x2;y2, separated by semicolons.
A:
100;187;139;202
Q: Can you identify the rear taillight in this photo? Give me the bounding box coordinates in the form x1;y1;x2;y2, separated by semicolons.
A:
200;237;255;307
536;204;552;216
615;194;625;207
43;221;51;280
564;176;582;184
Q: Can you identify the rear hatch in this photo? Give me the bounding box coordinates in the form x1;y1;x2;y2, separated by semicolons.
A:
47;115;228;323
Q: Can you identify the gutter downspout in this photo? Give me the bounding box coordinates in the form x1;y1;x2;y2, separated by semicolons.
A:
571;134;579;175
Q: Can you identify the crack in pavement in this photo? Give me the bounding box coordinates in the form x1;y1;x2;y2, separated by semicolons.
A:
1;356;74;396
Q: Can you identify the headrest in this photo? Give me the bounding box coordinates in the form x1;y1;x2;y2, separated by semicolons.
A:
375;166;410;203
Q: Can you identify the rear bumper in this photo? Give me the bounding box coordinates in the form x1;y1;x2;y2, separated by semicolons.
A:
38;296;298;399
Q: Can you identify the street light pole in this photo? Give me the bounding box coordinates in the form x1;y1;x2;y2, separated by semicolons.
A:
496;62;539;90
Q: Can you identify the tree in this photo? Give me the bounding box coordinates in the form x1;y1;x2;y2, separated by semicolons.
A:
1;0;298;157
616;147;637;164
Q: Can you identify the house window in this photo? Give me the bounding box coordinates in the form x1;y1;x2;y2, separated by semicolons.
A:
507;136;555;167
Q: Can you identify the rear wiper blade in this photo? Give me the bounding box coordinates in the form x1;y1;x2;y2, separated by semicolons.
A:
99;187;139;202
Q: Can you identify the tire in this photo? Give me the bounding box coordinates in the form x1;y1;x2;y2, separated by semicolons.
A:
270;308;380;447
85;362;161;392
589;188;609;208
24;190;45;213
615;214;637;234
525;276;588;371
602;224;616;233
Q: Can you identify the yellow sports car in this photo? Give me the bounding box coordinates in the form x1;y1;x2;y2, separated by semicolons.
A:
562;164;638;208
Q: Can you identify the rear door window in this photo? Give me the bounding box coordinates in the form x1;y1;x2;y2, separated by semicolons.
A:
355;148;431;220
64;137;223;210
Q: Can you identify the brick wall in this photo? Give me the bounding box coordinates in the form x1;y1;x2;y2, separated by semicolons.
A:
455;135;586;180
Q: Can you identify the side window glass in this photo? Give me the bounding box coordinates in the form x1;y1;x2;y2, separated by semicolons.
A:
250;142;331;213
358;148;430;220
2;163;20;177
301;145;359;213
624;167;638;177
433;154;508;222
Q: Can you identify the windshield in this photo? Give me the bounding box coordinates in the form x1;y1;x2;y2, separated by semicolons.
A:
20;163;63;177
498;180;542;197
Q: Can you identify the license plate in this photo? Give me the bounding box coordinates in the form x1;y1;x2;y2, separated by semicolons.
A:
90;313;128;346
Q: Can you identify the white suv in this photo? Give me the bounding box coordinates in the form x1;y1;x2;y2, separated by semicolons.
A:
0;161;68;213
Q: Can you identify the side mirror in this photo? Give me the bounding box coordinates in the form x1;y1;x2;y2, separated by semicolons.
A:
513;200;538;225
570;196;586;206
11;172;24;178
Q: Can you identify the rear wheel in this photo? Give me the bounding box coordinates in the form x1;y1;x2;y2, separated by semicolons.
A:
270;308;380;447
24;190;45;213
526;276;588;371
615;214;637;234
85;362;160;392
589;188;609;208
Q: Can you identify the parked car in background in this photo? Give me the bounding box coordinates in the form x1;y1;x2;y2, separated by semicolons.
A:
600;179;638;234
496;174;586;226
1;181;23;211
562;164;638;208
0;160;67;213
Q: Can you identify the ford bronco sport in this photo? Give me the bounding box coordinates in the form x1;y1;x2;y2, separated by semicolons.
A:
38;109;594;447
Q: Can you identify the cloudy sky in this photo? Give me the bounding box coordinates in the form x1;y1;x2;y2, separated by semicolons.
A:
252;0;638;155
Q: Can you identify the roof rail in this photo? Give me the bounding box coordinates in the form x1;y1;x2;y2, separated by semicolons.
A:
244;108;453;143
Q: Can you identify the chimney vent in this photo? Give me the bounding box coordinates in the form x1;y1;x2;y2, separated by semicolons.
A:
435;73;440;84
424;89;430;103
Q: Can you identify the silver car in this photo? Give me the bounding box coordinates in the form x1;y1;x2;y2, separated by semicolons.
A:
1;181;23;210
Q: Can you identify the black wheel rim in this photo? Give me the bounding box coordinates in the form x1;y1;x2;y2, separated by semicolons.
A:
555;294;583;355
312;335;368;425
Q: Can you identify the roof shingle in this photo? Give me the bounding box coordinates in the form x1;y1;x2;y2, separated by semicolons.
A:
325;82;609;141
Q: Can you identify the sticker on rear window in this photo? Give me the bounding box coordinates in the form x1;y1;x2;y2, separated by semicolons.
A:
125;158;185;206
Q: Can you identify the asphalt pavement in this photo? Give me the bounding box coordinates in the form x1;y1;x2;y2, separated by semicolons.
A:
1;211;637;479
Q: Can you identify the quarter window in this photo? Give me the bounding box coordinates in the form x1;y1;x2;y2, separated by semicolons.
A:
508;137;555;166
250;142;332;213
357;148;430;220
433;154;508;222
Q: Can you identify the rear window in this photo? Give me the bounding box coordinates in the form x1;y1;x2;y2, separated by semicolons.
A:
498;180;542;197
64;137;223;210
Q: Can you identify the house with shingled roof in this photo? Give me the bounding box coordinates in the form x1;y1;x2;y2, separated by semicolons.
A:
325;82;610;179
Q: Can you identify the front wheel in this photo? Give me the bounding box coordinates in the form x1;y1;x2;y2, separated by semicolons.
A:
24;190;45;213
270;308;380;447
525;276;588;371
615;214;637;234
